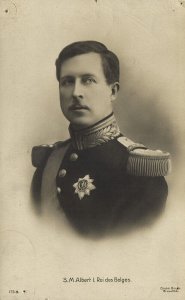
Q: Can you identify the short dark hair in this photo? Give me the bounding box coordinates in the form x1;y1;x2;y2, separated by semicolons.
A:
55;41;119;84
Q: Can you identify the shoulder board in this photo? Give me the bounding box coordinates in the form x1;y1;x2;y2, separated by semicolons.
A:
31;139;70;168
117;136;171;176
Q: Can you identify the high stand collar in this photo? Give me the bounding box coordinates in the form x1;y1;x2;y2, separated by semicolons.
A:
69;113;121;150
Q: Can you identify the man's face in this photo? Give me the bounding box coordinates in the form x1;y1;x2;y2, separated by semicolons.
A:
59;52;119;129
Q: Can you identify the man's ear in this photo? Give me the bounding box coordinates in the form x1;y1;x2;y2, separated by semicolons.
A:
110;82;120;101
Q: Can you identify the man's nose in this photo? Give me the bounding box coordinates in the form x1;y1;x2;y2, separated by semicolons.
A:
72;79;83;98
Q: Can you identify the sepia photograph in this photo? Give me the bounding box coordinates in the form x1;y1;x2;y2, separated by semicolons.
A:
31;40;171;236
1;1;185;299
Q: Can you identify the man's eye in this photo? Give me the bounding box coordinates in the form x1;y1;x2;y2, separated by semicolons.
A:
82;77;96;84
60;78;74;86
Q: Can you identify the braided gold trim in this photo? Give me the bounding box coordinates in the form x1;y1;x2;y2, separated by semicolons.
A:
70;114;120;150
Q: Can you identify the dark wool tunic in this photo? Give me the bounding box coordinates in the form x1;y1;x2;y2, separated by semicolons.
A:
31;114;169;235
31;139;168;235
55;140;167;234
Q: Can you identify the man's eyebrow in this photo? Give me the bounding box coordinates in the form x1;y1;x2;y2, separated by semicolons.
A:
60;75;74;80
60;73;97;80
82;73;97;77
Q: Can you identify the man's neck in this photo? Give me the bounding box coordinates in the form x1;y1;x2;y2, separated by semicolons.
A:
70;113;114;131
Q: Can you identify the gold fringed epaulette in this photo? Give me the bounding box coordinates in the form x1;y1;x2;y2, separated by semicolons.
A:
117;136;171;176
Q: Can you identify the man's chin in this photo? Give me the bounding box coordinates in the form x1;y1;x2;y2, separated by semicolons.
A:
69;115;97;130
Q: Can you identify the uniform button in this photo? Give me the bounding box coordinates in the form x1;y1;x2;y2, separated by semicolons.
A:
70;153;78;161
57;187;61;193
59;169;67;177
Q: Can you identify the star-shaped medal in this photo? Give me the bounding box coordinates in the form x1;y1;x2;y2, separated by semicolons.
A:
73;175;96;200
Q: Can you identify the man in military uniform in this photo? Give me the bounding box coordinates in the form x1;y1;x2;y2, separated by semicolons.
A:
31;41;171;235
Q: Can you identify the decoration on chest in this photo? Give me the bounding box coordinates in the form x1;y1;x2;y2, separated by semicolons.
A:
73;175;96;200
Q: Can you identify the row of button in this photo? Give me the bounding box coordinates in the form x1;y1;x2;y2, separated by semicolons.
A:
58;152;78;178
57;152;79;193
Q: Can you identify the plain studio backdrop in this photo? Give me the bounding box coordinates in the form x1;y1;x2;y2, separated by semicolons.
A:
0;1;185;299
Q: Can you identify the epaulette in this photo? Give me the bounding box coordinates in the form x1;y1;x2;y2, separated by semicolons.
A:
117;136;171;176
31;141;68;168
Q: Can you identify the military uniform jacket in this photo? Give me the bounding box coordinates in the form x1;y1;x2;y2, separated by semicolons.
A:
31;114;170;235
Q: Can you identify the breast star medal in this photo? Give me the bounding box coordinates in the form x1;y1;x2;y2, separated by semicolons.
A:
73;175;96;200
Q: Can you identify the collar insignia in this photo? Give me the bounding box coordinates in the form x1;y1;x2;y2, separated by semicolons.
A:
73;175;96;200
69;114;120;150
